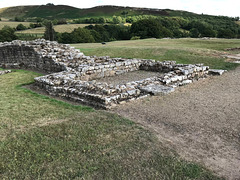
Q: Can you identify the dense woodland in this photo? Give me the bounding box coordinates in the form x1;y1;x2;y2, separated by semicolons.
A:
52;15;240;43
0;13;240;43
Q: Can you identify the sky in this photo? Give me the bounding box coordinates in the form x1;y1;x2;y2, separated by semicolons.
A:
0;0;239;17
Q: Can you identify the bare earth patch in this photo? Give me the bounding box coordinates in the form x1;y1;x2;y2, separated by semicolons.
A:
111;67;240;179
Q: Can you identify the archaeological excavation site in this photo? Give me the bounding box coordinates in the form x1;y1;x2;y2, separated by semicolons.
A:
0;39;225;109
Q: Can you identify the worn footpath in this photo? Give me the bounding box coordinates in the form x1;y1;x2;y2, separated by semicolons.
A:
112;66;240;180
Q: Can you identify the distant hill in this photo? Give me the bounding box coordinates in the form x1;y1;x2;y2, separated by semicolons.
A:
0;4;201;20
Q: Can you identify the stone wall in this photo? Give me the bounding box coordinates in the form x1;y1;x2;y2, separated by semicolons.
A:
34;60;209;109
0;39;221;109
0;39;82;73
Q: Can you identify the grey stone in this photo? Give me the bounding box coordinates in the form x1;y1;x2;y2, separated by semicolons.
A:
208;69;226;75
140;84;175;96
127;89;137;96
181;80;192;85
0;70;11;76
0;39;210;109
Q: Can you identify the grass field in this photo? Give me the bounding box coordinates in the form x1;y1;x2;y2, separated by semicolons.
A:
1;38;238;179
0;21;31;29
15;24;92;35
0;70;221;179
72;38;240;70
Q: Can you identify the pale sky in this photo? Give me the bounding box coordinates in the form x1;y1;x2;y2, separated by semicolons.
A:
0;0;239;17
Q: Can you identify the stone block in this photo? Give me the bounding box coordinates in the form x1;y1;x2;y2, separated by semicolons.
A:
208;69;226;75
140;84;175;96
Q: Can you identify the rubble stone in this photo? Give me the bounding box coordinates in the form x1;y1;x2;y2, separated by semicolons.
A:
0;70;11;76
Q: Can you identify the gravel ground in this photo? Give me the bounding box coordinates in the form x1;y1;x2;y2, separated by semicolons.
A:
111;67;240;179
96;70;162;86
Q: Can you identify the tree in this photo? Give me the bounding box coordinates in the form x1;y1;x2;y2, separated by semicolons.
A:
35;17;44;23
130;18;172;39
0;26;17;42
113;16;122;24
71;28;95;43
87;25;110;42
57;19;67;25
30;23;43;28
121;11;128;18
190;28;200;38
44;21;56;41
57;32;74;43
98;17;106;24
16;24;27;31
89;30;102;42
14;16;25;22
217;29;236;38
187;20;216;37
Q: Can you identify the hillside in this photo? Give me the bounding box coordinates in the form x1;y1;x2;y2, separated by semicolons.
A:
0;4;198;20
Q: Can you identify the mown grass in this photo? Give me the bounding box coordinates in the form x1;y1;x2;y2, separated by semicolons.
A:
0;70;222;179
72;38;240;70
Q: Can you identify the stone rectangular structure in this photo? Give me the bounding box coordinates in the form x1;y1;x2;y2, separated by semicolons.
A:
0;39;217;109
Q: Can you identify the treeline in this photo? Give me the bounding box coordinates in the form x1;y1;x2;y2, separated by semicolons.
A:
57;24;130;43
1;15;240;43
56;16;240;43
11;14;240;39
72;15;158;24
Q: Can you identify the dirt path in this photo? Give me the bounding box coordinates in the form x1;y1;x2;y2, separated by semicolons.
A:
111;67;240;179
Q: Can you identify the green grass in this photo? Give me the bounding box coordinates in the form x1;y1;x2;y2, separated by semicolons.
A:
0;70;222;179
72;38;240;70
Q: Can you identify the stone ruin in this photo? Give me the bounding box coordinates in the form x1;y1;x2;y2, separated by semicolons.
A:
0;39;224;109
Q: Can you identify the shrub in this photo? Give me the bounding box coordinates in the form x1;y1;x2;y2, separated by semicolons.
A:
0;26;17;42
14;16;25;22
16;24;27;31
130;36;140;40
130;18;173;39
71;28;95;43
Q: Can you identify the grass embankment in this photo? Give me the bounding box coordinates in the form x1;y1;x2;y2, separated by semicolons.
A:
0;70;221;178
73;38;240;70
